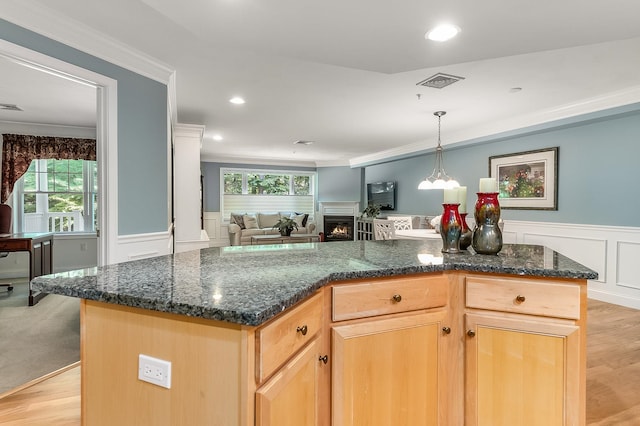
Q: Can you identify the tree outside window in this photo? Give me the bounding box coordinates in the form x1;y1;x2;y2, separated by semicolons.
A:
223;173;242;194
19;159;97;233
293;176;310;195
225;172;312;195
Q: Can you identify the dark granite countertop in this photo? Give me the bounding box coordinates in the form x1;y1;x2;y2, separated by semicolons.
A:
30;240;597;326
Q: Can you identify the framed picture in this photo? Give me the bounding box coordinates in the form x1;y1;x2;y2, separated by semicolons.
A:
489;147;558;210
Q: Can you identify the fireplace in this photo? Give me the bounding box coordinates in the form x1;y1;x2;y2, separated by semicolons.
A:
323;215;355;242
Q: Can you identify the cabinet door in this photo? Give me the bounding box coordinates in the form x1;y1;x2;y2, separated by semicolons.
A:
256;337;322;426
332;311;446;426
465;313;581;426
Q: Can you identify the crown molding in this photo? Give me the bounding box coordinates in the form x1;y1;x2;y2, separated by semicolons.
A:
1;0;175;85
201;153;318;168
350;86;640;168
349;140;431;168
314;159;352;168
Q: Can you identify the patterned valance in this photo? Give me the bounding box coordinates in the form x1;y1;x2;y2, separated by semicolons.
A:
1;134;96;203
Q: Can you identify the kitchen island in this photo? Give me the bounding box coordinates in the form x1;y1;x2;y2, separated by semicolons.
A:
31;240;597;426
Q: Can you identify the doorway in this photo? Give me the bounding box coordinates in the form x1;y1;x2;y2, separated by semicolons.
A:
0;38;117;266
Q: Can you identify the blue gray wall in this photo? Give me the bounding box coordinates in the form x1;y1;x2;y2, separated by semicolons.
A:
317;166;363;207
0;19;169;235
365;106;640;227
201;162;317;212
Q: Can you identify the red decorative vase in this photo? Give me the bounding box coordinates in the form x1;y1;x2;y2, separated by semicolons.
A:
459;213;472;250
472;192;503;255
440;203;463;254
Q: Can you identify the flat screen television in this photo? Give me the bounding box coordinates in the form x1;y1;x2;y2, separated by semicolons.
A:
367;181;396;211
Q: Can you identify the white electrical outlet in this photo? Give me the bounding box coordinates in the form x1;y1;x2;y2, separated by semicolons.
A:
138;354;172;389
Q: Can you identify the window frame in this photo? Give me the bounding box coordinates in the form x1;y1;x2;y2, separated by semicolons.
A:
13;158;98;234
220;167;317;221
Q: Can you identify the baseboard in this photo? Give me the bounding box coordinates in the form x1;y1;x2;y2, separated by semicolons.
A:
115;229;173;263
588;289;640;310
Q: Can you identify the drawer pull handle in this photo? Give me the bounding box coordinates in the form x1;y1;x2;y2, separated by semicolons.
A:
467;329;476;338
296;325;308;336
391;294;402;303
319;355;329;364
442;327;451;335
515;295;526;304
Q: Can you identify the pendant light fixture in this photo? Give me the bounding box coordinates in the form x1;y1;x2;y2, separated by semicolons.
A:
418;111;460;190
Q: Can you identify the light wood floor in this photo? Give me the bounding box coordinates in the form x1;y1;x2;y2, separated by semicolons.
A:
1;299;639;425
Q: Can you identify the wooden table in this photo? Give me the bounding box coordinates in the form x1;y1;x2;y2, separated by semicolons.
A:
0;232;54;306
395;229;442;240
251;234;320;245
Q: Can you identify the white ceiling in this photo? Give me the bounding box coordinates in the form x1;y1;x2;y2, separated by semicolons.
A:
2;0;640;166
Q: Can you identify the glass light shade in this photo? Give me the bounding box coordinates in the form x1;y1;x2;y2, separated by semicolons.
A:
445;180;460;189
418;179;433;189
432;178;447;189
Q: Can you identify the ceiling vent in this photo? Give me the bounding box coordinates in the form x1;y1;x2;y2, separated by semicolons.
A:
293;140;314;145
416;73;465;89
0;103;23;111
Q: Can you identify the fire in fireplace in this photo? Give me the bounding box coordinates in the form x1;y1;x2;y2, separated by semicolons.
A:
324;215;355;242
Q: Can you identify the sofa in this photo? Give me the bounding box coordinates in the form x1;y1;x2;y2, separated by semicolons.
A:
227;212;316;246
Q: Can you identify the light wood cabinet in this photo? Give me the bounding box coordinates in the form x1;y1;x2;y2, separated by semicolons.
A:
255;292;325;425
79;272;586;425
328;274;450;426
256;337;322;426
332;311;446;426
464;275;586;426
256;293;324;382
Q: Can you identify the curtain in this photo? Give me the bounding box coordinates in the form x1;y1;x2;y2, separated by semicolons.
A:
1;134;96;203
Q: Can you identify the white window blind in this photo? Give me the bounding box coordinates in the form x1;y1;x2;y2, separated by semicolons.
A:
222;194;314;220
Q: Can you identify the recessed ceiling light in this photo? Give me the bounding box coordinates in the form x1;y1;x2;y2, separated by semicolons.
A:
229;96;245;104
425;24;460;42
212;134;223;141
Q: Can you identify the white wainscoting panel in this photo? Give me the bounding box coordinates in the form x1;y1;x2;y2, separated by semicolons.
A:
204;212;230;247
617;241;640;291
116;228;173;263
503;220;640;310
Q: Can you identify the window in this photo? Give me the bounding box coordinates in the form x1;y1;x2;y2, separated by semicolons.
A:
14;159;97;233
221;168;316;219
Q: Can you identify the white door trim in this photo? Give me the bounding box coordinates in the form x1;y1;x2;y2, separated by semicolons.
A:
0;38;117;266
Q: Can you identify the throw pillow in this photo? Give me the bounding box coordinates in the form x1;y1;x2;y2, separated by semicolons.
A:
243;214;258;229
295;212;309;227
290;213;305;228
258;213;281;229
230;213;246;229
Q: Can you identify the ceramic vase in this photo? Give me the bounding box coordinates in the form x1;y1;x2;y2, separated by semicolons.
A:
472;192;503;255
459;213;472;250
440;203;463;254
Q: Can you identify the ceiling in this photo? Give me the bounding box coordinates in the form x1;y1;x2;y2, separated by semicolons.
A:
2;0;640;166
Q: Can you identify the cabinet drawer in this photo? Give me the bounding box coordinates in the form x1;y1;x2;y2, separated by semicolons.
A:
466;276;581;319
256;292;323;382
332;275;448;322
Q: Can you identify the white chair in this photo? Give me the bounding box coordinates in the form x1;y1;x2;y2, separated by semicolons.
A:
373;219;397;240
387;216;413;231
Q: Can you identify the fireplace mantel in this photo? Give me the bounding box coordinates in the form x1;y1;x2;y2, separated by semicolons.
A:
318;201;360;237
319;201;360;217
